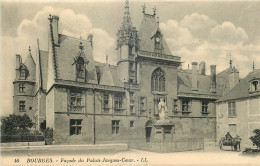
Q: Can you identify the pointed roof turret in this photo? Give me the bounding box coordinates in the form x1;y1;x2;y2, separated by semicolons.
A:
24;46;36;81
116;0;138;49
229;59;232;68
24;46;35;65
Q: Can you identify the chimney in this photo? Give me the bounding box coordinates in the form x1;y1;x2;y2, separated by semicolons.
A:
229;67;239;89
49;15;59;45
199;61;206;75
210;65;216;93
16;54;21;69
88;34;93;49
192;62;198;91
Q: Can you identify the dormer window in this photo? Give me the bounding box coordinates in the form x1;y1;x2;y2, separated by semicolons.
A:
252;81;258;91
154;31;162;53
155;37;161;49
18;64;29;80
76;57;85;79
20;69;26;79
249;78;260;93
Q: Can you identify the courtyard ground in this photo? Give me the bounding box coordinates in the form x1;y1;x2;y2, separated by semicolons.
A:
1;142;259;166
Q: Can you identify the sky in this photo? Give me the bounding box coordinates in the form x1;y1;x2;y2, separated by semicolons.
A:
1;0;260;116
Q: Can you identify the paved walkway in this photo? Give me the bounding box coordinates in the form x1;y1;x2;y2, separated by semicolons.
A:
1;142;259;166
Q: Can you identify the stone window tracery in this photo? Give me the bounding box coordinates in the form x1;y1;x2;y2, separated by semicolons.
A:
151;68;166;92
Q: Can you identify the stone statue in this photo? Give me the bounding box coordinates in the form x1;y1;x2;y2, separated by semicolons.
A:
158;98;167;120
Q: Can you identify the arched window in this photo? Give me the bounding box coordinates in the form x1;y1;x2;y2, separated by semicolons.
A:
76;57;85;79
151;68;166;92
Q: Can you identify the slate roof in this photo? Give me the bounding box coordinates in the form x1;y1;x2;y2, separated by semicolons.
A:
94;61;122;87
51;34;97;84
23;52;36;81
217;66;239;78
217;70;260;102
177;70;228;97
138;14;172;55
39;50;49;90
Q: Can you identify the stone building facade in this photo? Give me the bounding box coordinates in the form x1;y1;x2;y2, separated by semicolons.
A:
13;0;239;144
216;69;260;148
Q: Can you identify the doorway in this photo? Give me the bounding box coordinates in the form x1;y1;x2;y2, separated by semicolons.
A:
145;120;153;142
146;127;152;142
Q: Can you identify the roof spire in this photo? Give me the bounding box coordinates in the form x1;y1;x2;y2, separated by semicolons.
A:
79;42;84;52
229;59;232;68
153;7;156;16
37;38;40;50
125;0;129;13
157;16;160;25
28;46;32;56
106;49;108;64
142;3;146;14
121;0;132;30
253;61;255;72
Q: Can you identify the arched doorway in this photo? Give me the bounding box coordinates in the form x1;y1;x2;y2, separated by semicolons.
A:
145;120;153;142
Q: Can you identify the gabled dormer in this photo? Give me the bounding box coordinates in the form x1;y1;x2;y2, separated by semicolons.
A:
151;28;163;53
73;41;89;82
15;47;36;81
18;63;29;80
249;77;260;93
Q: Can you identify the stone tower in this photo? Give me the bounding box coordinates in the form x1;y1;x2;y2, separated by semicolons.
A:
13;47;36;119
116;0;139;83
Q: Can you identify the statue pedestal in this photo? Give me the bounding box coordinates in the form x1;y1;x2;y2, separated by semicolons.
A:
152;119;174;141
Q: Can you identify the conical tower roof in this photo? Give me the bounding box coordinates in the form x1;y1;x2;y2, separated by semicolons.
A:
24;46;36;81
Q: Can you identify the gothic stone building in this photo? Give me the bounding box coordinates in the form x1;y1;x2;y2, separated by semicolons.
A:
13;1;239;144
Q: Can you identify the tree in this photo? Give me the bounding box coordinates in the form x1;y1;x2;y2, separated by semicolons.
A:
1;114;33;135
250;129;260;149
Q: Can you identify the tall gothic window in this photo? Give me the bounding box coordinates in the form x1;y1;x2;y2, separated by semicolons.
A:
76;57;85;79
151;68;166;92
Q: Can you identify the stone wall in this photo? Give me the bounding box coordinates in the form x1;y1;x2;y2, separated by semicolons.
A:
217;97;260;148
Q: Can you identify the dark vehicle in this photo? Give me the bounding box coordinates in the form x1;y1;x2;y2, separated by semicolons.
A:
219;132;242;151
